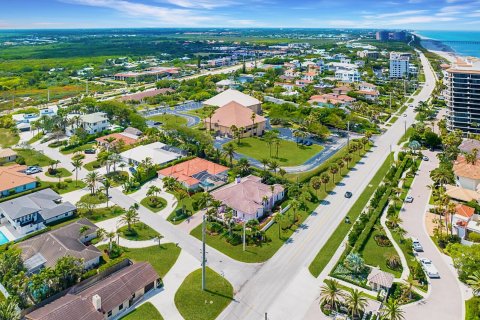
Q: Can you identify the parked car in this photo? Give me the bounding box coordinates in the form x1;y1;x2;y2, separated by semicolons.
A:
403;114;407;117
129;167;137;174
25;167;42;175
423;156;429;161
84;149;96;154
344;191;353;198
405;196;414;203
420;258;440;278
305;141;312;146
412;238;423;252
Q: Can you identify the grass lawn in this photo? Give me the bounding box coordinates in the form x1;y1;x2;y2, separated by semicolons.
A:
98;243;181;278
388;116;399;124
308;154;394;277
226;137;324;166
81;206;124;223
167;192;203;225
28;132;44;144
105;171;129;187
84;160;102;171
121;302;163;320
141;196;167;213
466;297;480;320
361;228;402;278
149;114;187;126
80;192;107;204
0;128;19;148
15;149;53;167
118;222;160;241
398;127;415;145
39;180;86;194
45;168;72;178
175;268;233;320
60;143;95;155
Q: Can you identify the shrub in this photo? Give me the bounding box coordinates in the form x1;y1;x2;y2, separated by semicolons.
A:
15;156;25;165
64;178;73;183
374;234;392;247
468;233;480;243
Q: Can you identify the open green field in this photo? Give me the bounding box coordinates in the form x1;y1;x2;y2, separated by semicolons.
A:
149;114;187;126
121;302;163;320
308;154;394;277
175;268;233;320
227;137;324;166
0;128;19;148
15;149;53;167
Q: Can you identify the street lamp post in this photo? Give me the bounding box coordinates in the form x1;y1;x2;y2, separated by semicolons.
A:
243;220;246;252
404;120;407;136
202;213;206;291
347;121;350;148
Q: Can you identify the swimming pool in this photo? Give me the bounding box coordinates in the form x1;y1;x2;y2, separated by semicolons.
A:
0;231;10;245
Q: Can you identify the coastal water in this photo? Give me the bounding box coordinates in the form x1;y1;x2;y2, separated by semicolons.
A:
417;30;480;58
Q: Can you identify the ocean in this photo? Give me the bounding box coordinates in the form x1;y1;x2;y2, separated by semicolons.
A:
416;30;480;58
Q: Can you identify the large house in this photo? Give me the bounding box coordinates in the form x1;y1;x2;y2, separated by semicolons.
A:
453;155;480;191
95;131;141;149
66;112;110;137
203;89;262;114
120;142;184;166
158;157;229;190
210;101;267;138
25;261;160;320
452;204;478;240
211;175;284;221
18;219;101;273
0;164;37;197
0;188;76;235
309;94;356;107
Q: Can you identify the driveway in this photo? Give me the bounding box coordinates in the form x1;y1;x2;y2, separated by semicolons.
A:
400;150;467;320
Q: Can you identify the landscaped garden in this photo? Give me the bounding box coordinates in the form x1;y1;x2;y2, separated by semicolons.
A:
80;192;107;204
84;160;102;171
140;196;167;213
80;206;125;223
45;167;72;178
174;268;233;320
167;191;204;225
225;137;324;166
60;142;96;155
121;302;163;320
118;222;160;241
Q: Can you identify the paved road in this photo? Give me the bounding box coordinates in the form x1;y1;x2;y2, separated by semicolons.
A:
400;150;465;320
217;50;438;320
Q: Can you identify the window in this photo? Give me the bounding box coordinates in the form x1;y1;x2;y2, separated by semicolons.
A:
119;303;123;310
107;311;112;317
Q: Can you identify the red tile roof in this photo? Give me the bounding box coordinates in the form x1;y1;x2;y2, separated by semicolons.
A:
158;158;229;187
210;101;266;129
0;164;36;192
455;204;475;218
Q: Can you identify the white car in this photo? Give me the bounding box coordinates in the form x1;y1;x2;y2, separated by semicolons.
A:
405;196;414;203
420;258;440;278
412;238;423;252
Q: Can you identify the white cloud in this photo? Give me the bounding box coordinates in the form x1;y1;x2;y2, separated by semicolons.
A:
161;0;237;9
363;10;427;19
386;15;456;25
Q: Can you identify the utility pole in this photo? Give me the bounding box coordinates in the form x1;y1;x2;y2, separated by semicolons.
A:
202;214;206;291
389;92;392;109
404;120;407;135
243;220;246;252
347;121;350;147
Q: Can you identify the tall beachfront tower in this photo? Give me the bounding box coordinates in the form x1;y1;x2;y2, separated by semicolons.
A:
389;52;410;78
446;58;480;134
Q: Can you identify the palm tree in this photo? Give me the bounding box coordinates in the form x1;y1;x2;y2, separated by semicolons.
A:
310;176;322;196
268;159;279;175
223;143;236;166
336;158;345;174
274;138;281;158
278;168;287;178
345;289;368;318
0;299;20;320
177;190;189;216
162;176;178;193
120;205;140;231
343;154;352;169
380;298;405;320
71;158;83;186
329;164;339;184
290;199;300;224
119;162;127;172
106;231;116;253
84;171;101;195
467;271;480;296
321;173;330;192
101;178;112;208
319;279;345;312
237;158;250;176
260;158;270;173
155;234;165;247
250;112;257;136
384;252;401;270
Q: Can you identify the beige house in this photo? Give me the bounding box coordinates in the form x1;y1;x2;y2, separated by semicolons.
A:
453;155;480;191
367;268;394;292
0;148;17;163
210;101;267;138
203;89;262;114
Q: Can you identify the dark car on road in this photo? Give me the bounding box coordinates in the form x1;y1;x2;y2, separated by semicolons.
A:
344;191;353;198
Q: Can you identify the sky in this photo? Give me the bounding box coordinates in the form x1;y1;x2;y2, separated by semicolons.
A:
1;0;480;30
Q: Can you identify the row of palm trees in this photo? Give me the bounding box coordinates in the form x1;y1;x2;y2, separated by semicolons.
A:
320;279;405;320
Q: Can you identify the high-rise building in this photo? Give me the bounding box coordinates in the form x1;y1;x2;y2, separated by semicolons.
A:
376;30;389;41
389;52;411;78
446;58;480;133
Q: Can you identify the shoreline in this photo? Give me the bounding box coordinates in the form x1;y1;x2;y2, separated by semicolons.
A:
414;32;458;64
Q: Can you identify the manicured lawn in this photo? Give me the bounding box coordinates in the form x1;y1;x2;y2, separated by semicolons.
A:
98;243;181;278
80;192;107;204
0;128;19;147
398;127;415;145
118;222;160;241
167;192;203;225
15;149;53;167
141;196;167;213
149;114;187;126
388;116;398;124
466;297;480;320
84;160;102;171
45;168;72;178
121;302;163;320
81;206;124;222
308;154;394;277
28;132;44;144
226;137;324;166
105;171;129;187
39;180;87;194
361;227;402;278
60;143;95;155
175;268;233;320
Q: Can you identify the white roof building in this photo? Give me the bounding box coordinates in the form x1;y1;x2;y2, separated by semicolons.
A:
203;89;262;114
120;142;182;166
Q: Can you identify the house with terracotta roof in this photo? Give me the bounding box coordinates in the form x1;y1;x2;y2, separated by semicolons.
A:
158;157;229;190
453;155;480;191
332;86;351;95
0;148;17;163
203;89;262;114
95;132;141;149
210;101;267;138
0;164;37;197
25;261;160;320
309;93;356;107
211;175;284;221
452;204;476;240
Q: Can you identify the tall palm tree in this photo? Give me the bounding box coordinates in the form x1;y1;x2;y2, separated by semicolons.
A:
329;164;339;184
101;178;112;208
274;138;281;158
290;199;300;224
177;190;189;216
345;289;368;318
343;154;352;169
310;176;322;196
223;143;236;166
321;173;330;192
237;158;250;176
250;112;257;136
84;171;101;195
71;158;83;186
319;279;345;312
268;159;279;175
380;298;405;320
260;158;270;173
120;205;140;231
467;271;480;296
336;159;345;174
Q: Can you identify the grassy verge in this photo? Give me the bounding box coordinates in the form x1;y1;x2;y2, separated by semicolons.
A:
60;143;95;155
118;222;160;241
167;192;203;225
15;149;53;167
466;297;480;320
149;114;188;126
121;302;163;320
28;132;44;144
140;196;167;213
80;192;107;204
81;206;124;223
0;128;19;147
174;268;233;320
361;227;402;278
308;154;393;277
388;116;399;124
398;127;415;145
84;160;102;171
45;168;72;178
39;180;86;194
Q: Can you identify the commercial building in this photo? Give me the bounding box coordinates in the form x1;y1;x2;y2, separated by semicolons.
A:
210;101;267;137
357;50;379;59
389;52;411;78
445;58;480;134
203;89;262;114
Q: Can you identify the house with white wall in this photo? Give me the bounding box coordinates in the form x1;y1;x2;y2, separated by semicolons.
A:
66;112;110;137
453;155;480;191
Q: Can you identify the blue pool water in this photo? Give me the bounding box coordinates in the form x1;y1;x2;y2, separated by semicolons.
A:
0;231;10;245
